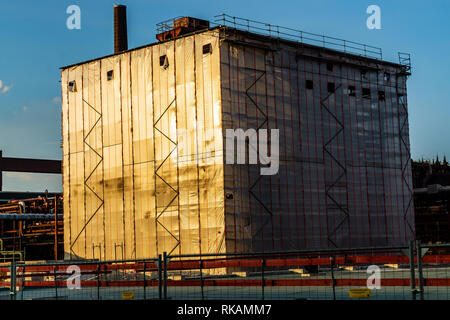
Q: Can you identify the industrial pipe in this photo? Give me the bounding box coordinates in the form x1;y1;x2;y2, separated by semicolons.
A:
0;214;63;221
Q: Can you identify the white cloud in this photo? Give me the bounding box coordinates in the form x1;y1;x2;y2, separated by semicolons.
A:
0;80;12;94
23;105;28;112
52;96;61;103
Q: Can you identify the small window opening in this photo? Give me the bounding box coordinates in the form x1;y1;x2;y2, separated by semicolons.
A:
203;43;212;54
360;69;368;79
327;82;335;93
226;193;234;200
107;70;114;81
326;63;333;72
305;80;313;90
348;85;356;97
68;80;77;92
378;91;385;101
362;88;371;99
383;72;390;82
159;55;169;69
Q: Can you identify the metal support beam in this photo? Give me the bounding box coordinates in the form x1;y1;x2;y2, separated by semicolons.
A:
0;150;62;191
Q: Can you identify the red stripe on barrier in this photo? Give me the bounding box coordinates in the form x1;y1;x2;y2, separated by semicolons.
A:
2;278;450;288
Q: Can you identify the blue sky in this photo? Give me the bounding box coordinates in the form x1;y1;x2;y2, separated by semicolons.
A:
0;0;449;192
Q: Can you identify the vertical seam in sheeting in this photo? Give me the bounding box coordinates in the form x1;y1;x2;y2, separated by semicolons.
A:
245;47;253;251
362;71;373;247
377;70;389;245
151;47;159;255
296;54;306;248
345;65;356;247
99;60;107;259
275;56;283;251
174;38;182;256
353;67;366;246
235;44;244;252
226;43;237;253
368;71;380;245
322;60;330;248
383;73;394;245
270;50;276;251
280;51;290;249
302;54;310;249
262;50;268;253
341;63;352;248
218;35;227;255
390;74;400;245
287;52;300;249
119;57;126;255
81;65;86;257
129;53;137;258
66;69;72;259
311;62;329;248
193;35;202;256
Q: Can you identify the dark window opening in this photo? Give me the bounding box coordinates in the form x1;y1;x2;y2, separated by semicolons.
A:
326;63;333;72
68;80;76;92
226;193;234;200
327;82;335;93
159;55;169;69
360;69;368;79
107;70;114;81
378;91;385;101
362;88;371;99
203;43;212;54
383;72;390;82
348;85;356;97
306;80;313;90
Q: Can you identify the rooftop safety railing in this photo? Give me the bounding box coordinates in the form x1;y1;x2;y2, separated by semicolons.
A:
213;14;383;60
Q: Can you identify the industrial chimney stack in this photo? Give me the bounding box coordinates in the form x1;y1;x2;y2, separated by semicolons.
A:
114;4;128;53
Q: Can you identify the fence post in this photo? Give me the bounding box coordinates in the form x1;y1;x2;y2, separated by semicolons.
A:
9;261;16;301
21;265;25;300
163;251;168;299
54;265;58;300
261;258;265;300
97;263;100;300
416;240;425;300
330;257;336;300
199;260;204;300
409;240;417;300
158;254;162;300
143;261;147;300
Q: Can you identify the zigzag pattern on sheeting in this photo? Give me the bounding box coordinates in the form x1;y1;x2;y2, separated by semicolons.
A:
320;84;350;248
243;68;274;244
398;92;414;236
153;98;180;256
70;98;104;257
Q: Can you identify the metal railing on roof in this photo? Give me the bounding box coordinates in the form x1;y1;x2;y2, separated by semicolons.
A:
213;14;383;60
156;16;184;33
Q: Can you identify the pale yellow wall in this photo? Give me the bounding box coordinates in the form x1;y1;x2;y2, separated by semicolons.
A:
62;30;225;260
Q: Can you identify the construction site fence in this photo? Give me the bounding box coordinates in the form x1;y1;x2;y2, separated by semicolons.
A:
1;241;450;300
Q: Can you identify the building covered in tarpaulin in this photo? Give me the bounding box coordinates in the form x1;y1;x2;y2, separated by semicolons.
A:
61;13;414;260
